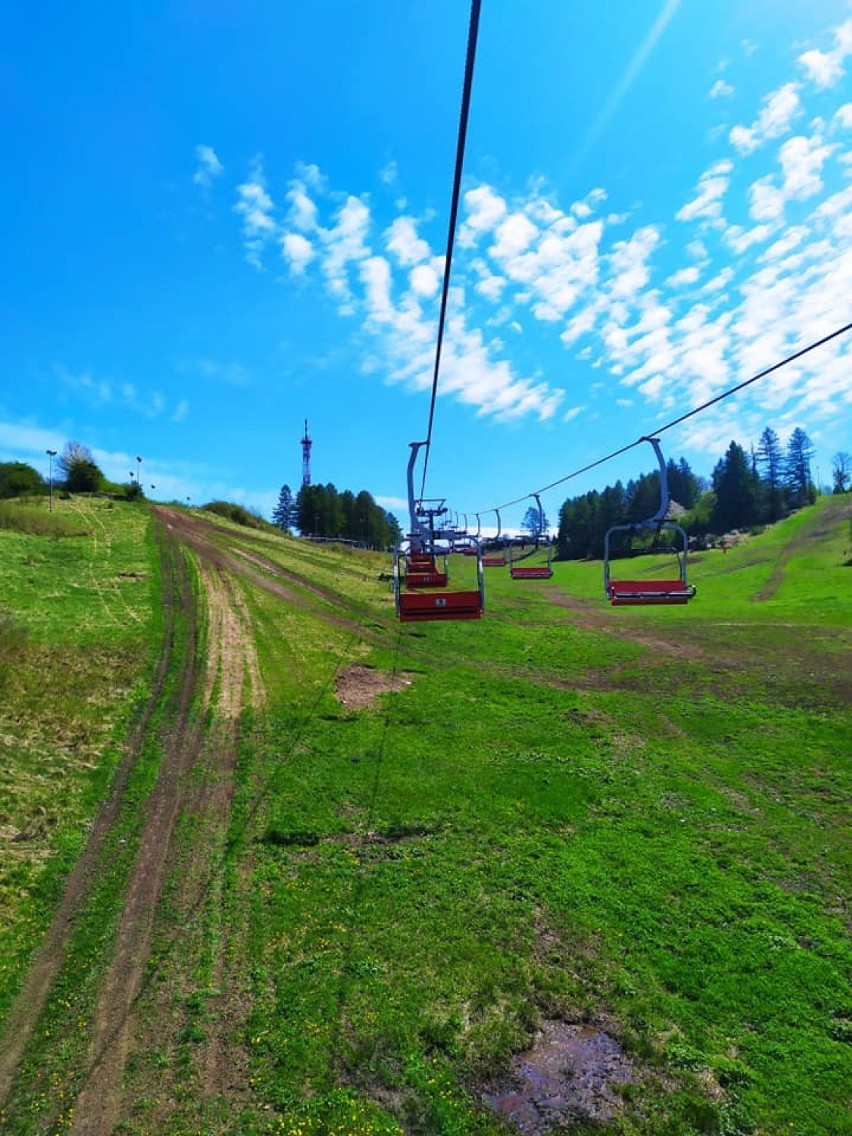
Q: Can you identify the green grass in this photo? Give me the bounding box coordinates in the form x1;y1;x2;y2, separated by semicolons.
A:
1;496;849;1134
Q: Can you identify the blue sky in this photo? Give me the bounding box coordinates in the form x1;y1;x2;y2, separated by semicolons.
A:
1;0;850;532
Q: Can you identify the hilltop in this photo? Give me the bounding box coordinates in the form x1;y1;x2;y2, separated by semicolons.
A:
0;494;849;1135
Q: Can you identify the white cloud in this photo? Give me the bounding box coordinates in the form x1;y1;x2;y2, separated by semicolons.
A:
376;494;407;511
666;265;700;288
234;160;277;268
748;177;786;222
779;133;834;201
281;232;315;274
474;266;506;301
385;216;430;266
724;223;772;254
286;180;318;231
562;405;585;422
268;166;567;423
489;212;539;260
379;159;398;185
729;82;802;154
760;227;806;262
710;79;734;99
797;18;852;89
458;185;507;247
703;266;734;292
320;195;371;307
676;159;733;222
55;364;186;418
746;131;834;224
193;144;223;189
360;256;394;324
409;263;440;297
832;103;852;128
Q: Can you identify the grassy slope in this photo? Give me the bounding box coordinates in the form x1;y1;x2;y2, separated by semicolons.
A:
1;496;849;1135
0;497;160;1023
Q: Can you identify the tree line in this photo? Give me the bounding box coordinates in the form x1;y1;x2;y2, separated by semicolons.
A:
556;427;848;561
273;482;402;549
0;442;145;499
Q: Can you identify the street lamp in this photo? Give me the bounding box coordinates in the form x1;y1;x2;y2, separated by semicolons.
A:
136;456;142;486
46;449;57;512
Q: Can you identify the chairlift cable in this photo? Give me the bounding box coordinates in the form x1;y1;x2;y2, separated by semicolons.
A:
472;320;852;516
418;0;482;502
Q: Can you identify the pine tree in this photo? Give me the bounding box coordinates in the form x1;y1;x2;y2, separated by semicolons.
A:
784;427;816;507
756;427;783;489
755;427;786;521
711;441;761;532
272;484;294;532
832;452;851;494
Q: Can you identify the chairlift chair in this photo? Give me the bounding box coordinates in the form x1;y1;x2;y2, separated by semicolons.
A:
482;508;508;567
510;494;554;579
603;437;696;606
394;442;485;622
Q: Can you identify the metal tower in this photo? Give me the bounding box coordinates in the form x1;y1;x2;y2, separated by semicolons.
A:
301;419;313;486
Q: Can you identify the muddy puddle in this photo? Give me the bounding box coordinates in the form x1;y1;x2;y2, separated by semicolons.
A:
483;1020;634;1133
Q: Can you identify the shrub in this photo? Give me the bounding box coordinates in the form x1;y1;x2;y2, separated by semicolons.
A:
0;502;89;537
202;501;268;530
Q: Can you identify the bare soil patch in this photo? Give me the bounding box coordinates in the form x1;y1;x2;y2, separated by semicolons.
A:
334;663;413;710
483;1018;634;1133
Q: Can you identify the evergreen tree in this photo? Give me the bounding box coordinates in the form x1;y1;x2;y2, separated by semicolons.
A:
711;441;761;531
756;427;783;488
784;427;816;507
831;452;851;494
296;484;319;535
272;484;294;532
755;427;786;521
385;511;402;547
667;458;700;509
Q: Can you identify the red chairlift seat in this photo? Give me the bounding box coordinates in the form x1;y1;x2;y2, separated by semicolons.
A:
509;495;553;580
407;569;449;587
393;440;486;623
603;438;696;608
482;554;507;567
606;579;695;605
510;565;553;579
398;589;482;621
406;549;448;587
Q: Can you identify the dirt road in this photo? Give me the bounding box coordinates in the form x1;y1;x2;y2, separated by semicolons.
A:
1;508;266;1133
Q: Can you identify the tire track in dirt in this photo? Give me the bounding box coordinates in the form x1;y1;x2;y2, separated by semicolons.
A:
70;518;265;1132
71;522;203;1134
0;521;181;1108
155;506;390;641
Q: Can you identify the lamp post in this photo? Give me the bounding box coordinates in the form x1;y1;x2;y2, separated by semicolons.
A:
46;449;57;512
136;456;142;486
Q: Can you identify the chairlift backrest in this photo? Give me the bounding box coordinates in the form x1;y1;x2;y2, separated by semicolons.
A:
602;437;695;605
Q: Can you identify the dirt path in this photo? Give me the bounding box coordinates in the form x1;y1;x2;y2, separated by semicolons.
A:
0;508;269;1132
68;513;265;1133
754;496;849;600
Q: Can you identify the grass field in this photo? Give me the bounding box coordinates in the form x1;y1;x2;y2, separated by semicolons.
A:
0;494;849;1135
